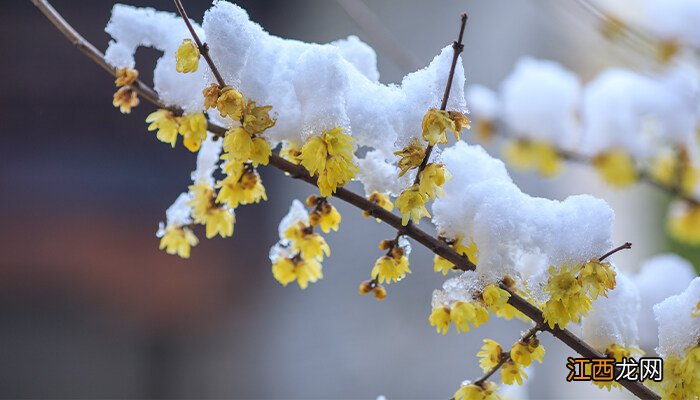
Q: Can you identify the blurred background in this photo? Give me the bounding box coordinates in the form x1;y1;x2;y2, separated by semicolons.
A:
0;0;695;398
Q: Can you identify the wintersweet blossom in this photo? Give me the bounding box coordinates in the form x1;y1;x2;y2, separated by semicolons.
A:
668;201;700;245
217;85;246;120
284;222;331;261
433;236;477;275
175;38;200;73
159;226;198;259
272;256;323;289
453;381;501;400
592;149;638;187
112;86;139;113
178;113;207;152
114;67;138;87
299;127;358;197
146;109;179;147
419;163;451;199
477;339;503;372
510;337;545;367
503;139;560;177
202;83;220;110
422;108;455;146
501;360;527;385
362;192;393;220
216;164;267;208
306;196;341;233
396;184;430;225
394;138;426;177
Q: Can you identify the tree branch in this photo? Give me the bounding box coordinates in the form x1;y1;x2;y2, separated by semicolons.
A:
31;2;659;399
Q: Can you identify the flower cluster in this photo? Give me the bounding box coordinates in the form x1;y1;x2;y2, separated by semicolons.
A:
146;109;207;151
298;127;358;197
541;259;617;329
429;283;512;334
433;234;478;275
368;237;412;285
270;199;338;289
453;381;501;400
112;67;139;114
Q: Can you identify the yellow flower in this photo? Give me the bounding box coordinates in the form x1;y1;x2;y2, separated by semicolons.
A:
578;259;616;300
243;100;276;134
477;339;503;372
429;305;451;334
113;86;139;114
422;108;456;146
503;139;561;177
284;222;330;261
280;141;302;164
299;127;358;196
451;301;490;332
217;86;246;120
510;337;545;367
481;284;511;309
115;67;138;87
542;265;592;329
203;207;235;239
454;381;501;400
474;119;495;143
693;302;700;318
501;360;527;386
449;111;471;140
592;149;638;187
146;109;179;147
491;303;530;322
396;184;430;225
358;280;387;300
202;83;220;110
272;257;323;289
363;192;394;220
223;127;253;158
394;138;426;177
159;226;198;258
179;113;207;152
188;182;216;221
216;167;267;209
371;254;411;284
419;163;452;199
650;151;698;195
175;38;200;73
309;202;342;233
668;202;700;245
434;236;478;275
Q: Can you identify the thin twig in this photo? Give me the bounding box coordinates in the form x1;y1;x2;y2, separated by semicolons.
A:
599;241;632;261
31;2;659;399
472;324;542;387
172;0;226;87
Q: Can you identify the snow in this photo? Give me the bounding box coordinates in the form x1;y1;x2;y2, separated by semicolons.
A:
582;271;641;351
466;84;499;120
432;141;614;283
633;254;697;349
654;277;700;357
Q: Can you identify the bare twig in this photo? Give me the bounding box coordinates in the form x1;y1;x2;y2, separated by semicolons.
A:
31;2;659;399
599;241;632;261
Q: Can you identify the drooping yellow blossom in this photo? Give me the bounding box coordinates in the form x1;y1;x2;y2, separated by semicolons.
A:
299;127;358;196
542;265;592;329
651;151;699;196
243;100;276;134
503;139;561;177
451;301;490;332
481;284;511;309
307;197;341;233
203;207;235;239
501;360;527;386
419;163;452;199
113;86;139;114
280;141;302;165
510;337;545;367
222;127;271;166
362;192;394;221
668;202;700;245
422;108;456;146
175;38;200;73
592;149;638;187
146;109;179;147
433;235;478;275
394;138;426;177
396;184;430;225
202;83;220;110
578;259;616;300
216;165;267;208
454;381;501;400
477;339;503;372
159;226;198;258
371;248;411;284
358;280;387;300
188;182;216;221
284;222;330;261
217;86;246;120
272;256;323;289
491;303;530;322
179;113;207;152
448;111;471;140
114;67;138;87
429;305;451;334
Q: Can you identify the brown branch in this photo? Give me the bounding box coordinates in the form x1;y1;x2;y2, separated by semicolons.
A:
172;0;226;88
32;2;659;399
599;241;632;261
